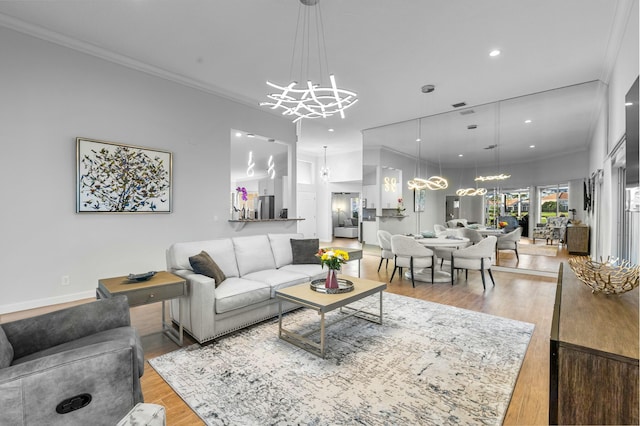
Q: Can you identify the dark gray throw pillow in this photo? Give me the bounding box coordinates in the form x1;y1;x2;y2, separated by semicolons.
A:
0;326;13;368
189;251;226;286
291;238;321;264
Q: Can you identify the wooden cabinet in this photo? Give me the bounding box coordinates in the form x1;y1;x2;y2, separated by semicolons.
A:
550;264;639;425
566;225;589;254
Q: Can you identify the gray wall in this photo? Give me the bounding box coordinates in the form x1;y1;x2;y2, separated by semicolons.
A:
0;28;297;312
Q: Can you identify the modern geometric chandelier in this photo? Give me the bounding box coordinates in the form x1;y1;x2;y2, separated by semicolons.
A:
456;187;488;196
260;0;358;123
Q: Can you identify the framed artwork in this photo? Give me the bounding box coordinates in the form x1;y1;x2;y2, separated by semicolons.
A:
76;137;172;213
414;188;426;212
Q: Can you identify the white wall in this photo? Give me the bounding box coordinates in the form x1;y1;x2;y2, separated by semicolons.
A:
588;0;639;261
0;28;297;312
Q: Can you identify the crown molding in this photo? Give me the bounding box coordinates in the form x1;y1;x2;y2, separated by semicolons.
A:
0;12;260;109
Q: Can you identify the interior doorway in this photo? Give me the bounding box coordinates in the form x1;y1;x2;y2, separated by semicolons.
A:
331;192;360;239
445;196;460;222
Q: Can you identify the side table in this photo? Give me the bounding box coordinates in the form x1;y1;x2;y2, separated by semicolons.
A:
97;271;186;346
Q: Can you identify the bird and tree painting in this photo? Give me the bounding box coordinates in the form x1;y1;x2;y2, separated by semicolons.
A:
77;138;172;212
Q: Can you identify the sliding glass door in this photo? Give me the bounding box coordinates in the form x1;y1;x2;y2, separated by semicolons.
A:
538;184;569;223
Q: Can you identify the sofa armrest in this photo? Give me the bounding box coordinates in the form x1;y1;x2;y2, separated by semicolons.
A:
169;271;217;344
3;296;131;360
0;340;141;425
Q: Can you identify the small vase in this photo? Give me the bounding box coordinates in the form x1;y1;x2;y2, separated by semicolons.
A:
325;269;339;289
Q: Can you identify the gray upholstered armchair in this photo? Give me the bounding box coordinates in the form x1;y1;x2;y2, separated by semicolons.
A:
0;296;144;426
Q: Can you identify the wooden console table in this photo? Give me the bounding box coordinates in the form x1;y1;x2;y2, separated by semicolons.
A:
550;263;639;424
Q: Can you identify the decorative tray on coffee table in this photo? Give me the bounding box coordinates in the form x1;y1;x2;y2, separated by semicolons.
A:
310;278;354;294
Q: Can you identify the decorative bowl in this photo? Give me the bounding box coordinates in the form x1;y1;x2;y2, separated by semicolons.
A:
127;271;157;282
568;256;639;295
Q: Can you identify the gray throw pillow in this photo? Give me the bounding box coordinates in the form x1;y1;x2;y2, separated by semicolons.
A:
189;251;226;286
290;239;320;264
0;326;13;368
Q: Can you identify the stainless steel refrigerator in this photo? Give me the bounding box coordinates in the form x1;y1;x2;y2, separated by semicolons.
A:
259;195;275;219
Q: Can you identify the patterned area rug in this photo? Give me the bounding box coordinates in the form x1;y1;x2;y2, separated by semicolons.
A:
518;244;559;257
149;293;534;425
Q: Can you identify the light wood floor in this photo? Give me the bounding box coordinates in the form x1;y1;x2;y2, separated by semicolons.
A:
3;238;569;425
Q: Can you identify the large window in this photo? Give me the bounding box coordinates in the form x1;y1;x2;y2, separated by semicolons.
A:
538;184;569;223
484;188;530;226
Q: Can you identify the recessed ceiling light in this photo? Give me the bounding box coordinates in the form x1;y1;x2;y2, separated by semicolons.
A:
247;133;255;138
328;128;334;132
625;102;633;106
529;145;536;148
416;138;421;142
235;132;242;137
525;119;532;124
489;49;501;57
458;154;464;157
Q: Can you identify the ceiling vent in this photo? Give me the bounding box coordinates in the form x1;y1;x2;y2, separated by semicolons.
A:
460;109;475;115
467;124;478;130
483;144;498;150
452;102;467;108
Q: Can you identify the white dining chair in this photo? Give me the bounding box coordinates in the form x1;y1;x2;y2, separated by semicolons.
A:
450;236;497;289
390;235;435;287
376;229;394;272
496;227;523;261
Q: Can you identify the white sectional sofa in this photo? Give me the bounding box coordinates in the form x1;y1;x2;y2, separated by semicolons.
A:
166;233;326;344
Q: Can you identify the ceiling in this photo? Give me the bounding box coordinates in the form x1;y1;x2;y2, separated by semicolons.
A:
0;0;628;162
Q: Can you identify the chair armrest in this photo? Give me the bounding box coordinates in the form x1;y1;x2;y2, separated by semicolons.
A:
0;340;140;425
169;271;217;344
3;296;131;360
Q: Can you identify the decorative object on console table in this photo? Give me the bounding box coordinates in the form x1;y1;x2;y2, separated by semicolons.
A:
568;256;639;295
77;137;172;213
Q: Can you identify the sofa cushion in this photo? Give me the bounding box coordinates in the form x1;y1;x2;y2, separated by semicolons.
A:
168;239;239;278
0;326;13;368
12;327;144;374
232;235;276;276
189;251;226;286
268;233;304;268
214;278;271;314
280;264;326;280
243;269;310;297
291;239;320;264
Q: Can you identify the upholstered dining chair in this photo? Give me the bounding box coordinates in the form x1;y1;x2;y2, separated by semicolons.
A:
376;229;394;272
450;236;497;290
390;235;435;287
457;227;483;245
434;224;447;235
496;227;523;261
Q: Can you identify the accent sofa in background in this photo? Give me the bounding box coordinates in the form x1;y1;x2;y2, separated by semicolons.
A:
166;233;326;344
0;296;144;426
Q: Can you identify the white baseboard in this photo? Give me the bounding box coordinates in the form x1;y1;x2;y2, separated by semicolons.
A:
0;290;96;315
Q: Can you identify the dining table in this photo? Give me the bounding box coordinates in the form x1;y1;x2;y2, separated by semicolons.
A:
407;236;471;283
476;227;505;237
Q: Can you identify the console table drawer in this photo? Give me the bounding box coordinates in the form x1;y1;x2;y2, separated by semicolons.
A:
123;283;185;307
